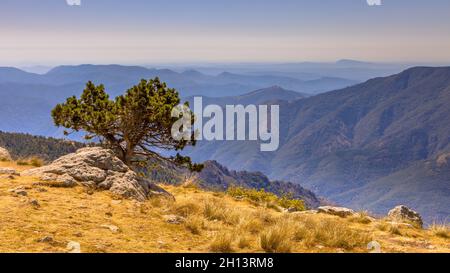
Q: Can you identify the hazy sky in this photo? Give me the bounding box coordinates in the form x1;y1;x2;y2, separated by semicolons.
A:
2;0;450;65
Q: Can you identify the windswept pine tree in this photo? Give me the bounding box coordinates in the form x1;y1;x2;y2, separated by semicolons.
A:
51;78;202;171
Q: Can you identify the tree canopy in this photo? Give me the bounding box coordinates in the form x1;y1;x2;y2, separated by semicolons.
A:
51;78;202;171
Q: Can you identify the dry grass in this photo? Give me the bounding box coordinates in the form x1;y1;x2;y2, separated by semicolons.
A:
290;216;371;250
184;216;205;235
203;201;240;225
389;224;402;236
16;157;45;167
0;161;449;253
237;235;252;249
349;211;373;225
260;225;293;253
210;232;234;253
430;223;449;239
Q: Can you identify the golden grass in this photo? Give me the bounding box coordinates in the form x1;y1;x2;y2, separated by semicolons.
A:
260;225;293;253
16;156;45;167
0;161;448;253
210;232;234;253
430;223;449;239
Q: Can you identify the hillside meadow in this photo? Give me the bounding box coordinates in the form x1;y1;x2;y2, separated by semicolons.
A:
0;161;448;253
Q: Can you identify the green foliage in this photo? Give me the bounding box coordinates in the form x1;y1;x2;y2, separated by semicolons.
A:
227;186;305;211
0;131;84;162
51;78;202;171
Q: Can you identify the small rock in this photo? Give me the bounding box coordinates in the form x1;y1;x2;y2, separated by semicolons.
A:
66;241;81;253
38;236;54;243
318;206;355;218
291;210;318;216
73;232;83;237
111;200;122;205
29;199;40;208
367;241;382;253
0;167;20;176
105;212;113;217
100;224;120;233
0;147;12;161
388;205;423;228
164;215;186;225
9;187;28;196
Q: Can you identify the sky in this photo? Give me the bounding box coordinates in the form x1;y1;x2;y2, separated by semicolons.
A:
1;0;450;65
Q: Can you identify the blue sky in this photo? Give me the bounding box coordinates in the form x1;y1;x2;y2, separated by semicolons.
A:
2;0;450;65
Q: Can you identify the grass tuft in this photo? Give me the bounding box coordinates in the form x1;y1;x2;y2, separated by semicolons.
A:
260;225;293;253
430;223;449;239
210;232;234;253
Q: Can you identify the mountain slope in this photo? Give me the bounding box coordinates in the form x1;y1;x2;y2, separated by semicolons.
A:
186;67;450;223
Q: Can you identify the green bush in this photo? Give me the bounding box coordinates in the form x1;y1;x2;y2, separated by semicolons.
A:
227;186;305;211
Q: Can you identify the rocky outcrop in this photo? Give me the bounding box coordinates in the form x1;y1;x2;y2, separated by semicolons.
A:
317;206;355;218
22;147;172;201
0;147;12;161
388;205;423;228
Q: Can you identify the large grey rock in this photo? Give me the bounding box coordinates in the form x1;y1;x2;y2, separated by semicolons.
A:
22;147;173;201
0;147;12;161
318;206;355;218
388;205;423;228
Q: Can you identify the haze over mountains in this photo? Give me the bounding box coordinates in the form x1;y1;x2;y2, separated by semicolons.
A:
0;63;359;137
184;66;450;223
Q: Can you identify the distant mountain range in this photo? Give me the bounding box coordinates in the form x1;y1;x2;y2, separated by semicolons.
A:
0;64;356;137
184;67;450;223
0;64;357;97
171;59;413;82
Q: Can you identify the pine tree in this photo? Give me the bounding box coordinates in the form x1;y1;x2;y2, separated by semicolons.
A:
51;78;202;171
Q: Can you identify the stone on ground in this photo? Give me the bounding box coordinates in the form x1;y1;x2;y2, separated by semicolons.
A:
317;206;355;218
388;205;423;228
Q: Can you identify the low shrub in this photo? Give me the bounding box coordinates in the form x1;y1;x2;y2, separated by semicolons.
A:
227;186;305;211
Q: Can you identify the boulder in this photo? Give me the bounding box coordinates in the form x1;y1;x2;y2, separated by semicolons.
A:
388;205;423;228
317;206;355;218
22;147;173;201
0;147;12;161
